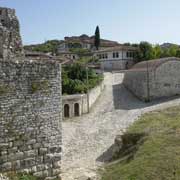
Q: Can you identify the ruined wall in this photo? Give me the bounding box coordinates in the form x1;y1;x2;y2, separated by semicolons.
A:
0;59;62;179
0;7;24;60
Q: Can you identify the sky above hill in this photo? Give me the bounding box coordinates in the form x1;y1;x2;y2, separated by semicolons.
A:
1;0;180;45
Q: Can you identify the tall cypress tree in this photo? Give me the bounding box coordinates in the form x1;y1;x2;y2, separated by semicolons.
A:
94;26;100;50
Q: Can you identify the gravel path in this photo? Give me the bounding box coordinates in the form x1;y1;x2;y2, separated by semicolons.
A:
61;72;180;180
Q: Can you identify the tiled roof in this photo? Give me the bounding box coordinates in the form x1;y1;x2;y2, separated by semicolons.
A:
94;46;138;53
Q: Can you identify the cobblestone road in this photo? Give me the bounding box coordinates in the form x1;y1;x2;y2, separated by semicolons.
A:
61;72;180;180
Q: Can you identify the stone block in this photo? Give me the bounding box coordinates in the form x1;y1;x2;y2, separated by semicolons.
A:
0;162;12;171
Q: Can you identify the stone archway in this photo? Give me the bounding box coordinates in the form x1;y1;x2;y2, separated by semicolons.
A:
74;103;80;116
64;104;70;118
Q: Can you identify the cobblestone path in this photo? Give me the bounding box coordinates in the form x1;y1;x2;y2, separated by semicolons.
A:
61;72;180;180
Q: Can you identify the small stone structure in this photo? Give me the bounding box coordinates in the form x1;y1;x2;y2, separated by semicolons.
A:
0;59;62;179
0;7;24;59
62;81;104;118
123;57;180;101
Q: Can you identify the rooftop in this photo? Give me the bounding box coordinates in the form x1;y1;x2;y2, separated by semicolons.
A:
94;45;138;53
129;57;180;72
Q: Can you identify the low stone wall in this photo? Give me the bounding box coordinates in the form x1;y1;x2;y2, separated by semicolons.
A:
0;59;62;179
62;80;104;118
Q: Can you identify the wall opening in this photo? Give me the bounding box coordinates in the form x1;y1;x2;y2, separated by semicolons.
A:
74;103;80;116
64;104;70;118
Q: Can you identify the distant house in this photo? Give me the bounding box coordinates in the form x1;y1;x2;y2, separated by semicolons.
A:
58;51;79;61
57;34;120;53
94;46;138;71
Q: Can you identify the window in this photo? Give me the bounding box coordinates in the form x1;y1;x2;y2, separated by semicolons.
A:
126;52;129;58
105;54;108;59
116;52;119;58
0;10;2;15
1;19;5;24
113;52;116;58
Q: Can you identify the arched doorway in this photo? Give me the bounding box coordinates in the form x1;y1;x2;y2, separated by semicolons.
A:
74;103;80;116
64;104;70;118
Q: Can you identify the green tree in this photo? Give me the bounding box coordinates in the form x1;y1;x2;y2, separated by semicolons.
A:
153;45;162;59
137;42;154;61
176;49;180;57
169;45;178;57
161;48;170;58
94;26;100;50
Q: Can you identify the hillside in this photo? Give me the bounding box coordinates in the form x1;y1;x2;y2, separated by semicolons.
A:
101;106;180;180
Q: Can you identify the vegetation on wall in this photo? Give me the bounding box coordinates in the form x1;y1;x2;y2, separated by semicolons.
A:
100;106;180;180
31;80;50;94
62;64;103;95
0;84;13;96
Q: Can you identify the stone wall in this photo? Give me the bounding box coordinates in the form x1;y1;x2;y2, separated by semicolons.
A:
0;59;62;179
123;59;180;101
123;70;148;100
62;80;104;118
0;7;24;60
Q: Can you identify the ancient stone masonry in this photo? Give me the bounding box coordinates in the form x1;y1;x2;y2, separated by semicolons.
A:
123;57;180;101
0;59;62;179
0;7;24;60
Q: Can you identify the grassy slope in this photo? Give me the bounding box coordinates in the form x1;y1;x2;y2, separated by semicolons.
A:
101;106;180;180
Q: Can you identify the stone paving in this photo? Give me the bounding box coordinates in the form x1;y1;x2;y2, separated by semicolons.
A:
61;72;180;180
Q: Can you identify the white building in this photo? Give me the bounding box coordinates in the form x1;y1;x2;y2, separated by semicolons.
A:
94;46;138;70
58;51;79;60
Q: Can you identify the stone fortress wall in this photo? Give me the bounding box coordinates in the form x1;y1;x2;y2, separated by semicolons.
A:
0;59;62;179
0;7;24;60
0;7;63;179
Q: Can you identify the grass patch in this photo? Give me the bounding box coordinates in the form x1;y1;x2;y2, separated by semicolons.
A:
100;106;180;180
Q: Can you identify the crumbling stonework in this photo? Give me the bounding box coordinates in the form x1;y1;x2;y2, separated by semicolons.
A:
0;59;62;179
0;7;24;60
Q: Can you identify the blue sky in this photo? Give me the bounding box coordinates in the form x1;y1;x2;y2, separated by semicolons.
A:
1;0;180;45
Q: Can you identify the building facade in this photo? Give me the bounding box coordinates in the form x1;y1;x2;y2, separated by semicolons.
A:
123;57;180;101
58;51;79;61
94;46;138;71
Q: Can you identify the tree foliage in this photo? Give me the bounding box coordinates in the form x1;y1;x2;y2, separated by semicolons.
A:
62;64;103;95
133;42;180;62
24;40;60;55
94;26;100;50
